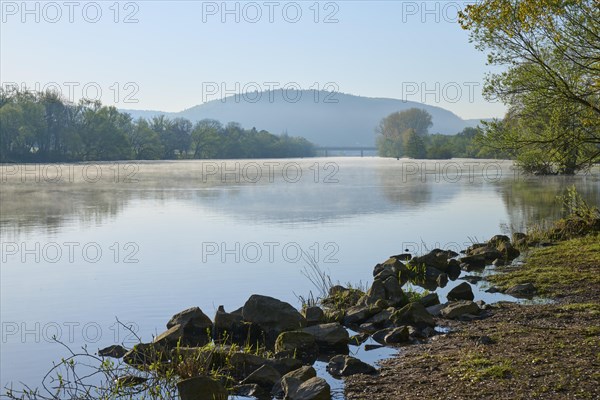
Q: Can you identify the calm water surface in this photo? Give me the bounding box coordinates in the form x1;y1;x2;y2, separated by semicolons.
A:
1;158;598;389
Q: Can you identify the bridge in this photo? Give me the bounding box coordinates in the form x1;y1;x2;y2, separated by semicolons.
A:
316;146;377;157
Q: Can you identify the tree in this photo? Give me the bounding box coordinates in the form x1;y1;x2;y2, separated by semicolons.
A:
129;118;163;159
376;108;433;158
402;128;427;158
459;0;600;173
190;119;222;158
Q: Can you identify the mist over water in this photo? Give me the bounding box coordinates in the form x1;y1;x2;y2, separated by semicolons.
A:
1;158;599;386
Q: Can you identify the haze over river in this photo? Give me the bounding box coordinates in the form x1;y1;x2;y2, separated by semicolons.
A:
1;158;598;387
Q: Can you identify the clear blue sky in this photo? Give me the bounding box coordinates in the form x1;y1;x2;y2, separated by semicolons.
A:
1;1;507;119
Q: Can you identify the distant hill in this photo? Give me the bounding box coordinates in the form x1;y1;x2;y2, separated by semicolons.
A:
122;91;489;146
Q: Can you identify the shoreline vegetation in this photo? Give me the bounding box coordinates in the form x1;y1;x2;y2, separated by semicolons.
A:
5;191;599;400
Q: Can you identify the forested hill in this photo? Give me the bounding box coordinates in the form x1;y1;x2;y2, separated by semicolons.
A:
123;91;487;146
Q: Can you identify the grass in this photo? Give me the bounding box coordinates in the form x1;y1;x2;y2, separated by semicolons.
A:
449;351;514;382
487;233;600;297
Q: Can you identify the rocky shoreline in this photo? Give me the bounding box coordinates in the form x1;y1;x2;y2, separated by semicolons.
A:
96;233;535;400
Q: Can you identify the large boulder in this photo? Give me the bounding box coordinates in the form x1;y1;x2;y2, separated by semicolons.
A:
468;246;502;261
277;366;317;398
123;342;167;367
488;234;511;247
447;282;475;301
177;376;227;400
391;302;435;327
167;307;213;346
343;305;380;326
242;295;306;338
302;323;349;349
359;279;387;305
288;377;331;400
409;250;449;272
275;331;318;360
459;255;487;270
241;364;281;388
229;352;268;378
440;301;481;319
327;355;376;377
372;326;409;345
213;305;243;339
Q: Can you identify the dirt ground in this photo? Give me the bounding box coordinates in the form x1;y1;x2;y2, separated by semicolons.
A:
345;238;600;400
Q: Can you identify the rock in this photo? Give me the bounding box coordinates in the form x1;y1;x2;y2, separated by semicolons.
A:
485;286;502;293
288;377;331;400
348;333;370;346
328;285;349;297
275;331;318;359
172;347;223;370
358;322;378;333
446;259;462;280
328;355;376;377
419;292;440;308
488;234;511;247
466;243;488;253
382;276;405;305
154;324;185;347
343;305;380;326
373;326;409;344
410;249;449;272
459;255;486;269
234;383;268;398
268;357;303;376
302;323;349;349
303;306;325;326
391;253;412;261
447;282;475;301
468;246;502;261
436;273;449;288
242;295;306;338
360;279;386;305
426;303;446;317
497;241;521;260
229;352;269;377
277;366;317;398
440;301;481;319
98;344;127;358
167;307;213;346
242;364;281;388
505;282;536;297
391;302;435;327
213;305;243;339
114;375;148;386
365;308;394;328
123;343;166;367
177;376;228;400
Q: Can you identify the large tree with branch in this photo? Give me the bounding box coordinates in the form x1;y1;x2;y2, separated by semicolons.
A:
459;0;600;174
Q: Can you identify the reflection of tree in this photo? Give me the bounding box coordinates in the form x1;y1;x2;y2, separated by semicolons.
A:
497;175;600;232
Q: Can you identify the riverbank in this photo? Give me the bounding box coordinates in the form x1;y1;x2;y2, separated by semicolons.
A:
346;234;600;399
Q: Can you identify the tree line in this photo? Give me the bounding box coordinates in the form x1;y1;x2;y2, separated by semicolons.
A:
0;89;316;163
376;108;504;160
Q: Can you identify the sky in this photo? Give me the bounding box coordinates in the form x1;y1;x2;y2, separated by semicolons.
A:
1;1;507;120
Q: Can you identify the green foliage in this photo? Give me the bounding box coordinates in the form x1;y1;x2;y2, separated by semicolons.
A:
0;88;316;162
460;0;600;174
376;108;432;158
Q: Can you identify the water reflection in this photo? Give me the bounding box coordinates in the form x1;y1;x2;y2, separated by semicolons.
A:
3;159;597;237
